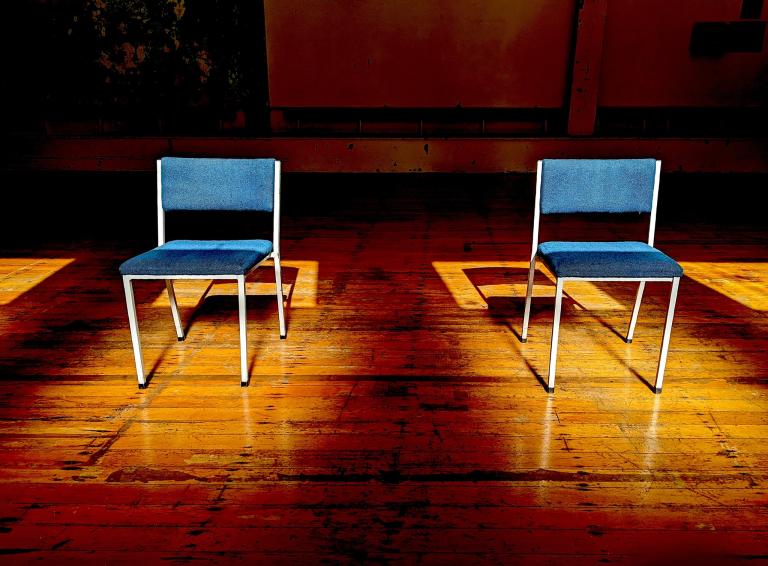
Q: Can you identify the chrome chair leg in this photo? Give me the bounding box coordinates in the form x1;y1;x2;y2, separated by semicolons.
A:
166;280;184;341
547;279;564;393
237;275;249;386
521;256;537;342
123;277;146;389
274;254;287;339
654;277;680;394
626;281;645;343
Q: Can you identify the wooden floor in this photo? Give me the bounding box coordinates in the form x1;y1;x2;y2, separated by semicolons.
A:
1;175;767;564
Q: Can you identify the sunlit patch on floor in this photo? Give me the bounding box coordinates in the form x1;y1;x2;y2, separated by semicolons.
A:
0;258;75;305
681;262;768;311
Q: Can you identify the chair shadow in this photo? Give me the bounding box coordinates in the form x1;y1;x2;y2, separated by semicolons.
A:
462;265;656;391
143;358;161;388
283;268;298;312
482;294;553;393
177;264;298;385
180;264;297;338
632;370;657;393
181;281;216;336
566;293;630;343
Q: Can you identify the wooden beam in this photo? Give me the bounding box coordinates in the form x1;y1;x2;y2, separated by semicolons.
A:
6;136;768;174
567;0;609;136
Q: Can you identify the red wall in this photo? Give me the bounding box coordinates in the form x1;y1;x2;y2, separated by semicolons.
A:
600;0;768;107
264;0;576;108
265;0;768;109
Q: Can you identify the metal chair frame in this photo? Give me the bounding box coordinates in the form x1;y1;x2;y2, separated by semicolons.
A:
521;160;681;394
122;159;286;388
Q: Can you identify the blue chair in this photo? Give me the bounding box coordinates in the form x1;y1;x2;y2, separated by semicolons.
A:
120;157;286;388
521;159;682;393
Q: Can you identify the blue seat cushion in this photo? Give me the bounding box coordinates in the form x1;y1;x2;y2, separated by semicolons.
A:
537;241;683;278
120;240;273;276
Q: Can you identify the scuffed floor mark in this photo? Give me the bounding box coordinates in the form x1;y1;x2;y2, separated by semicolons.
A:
106;466;205;483
51;539;71;550
420;402;468;412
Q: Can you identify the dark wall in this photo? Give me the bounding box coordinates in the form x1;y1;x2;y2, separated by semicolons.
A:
4;0;268;136
6;0;768;138
3;1;768;173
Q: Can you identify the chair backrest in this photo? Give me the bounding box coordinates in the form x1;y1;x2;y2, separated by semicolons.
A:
160;157;275;212
540;159;658;214
156;157;281;247
530;158;661;255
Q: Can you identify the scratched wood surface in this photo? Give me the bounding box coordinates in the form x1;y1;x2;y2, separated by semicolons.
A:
0;174;767;564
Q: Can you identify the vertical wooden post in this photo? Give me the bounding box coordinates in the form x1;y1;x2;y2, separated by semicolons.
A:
567;0;608;136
